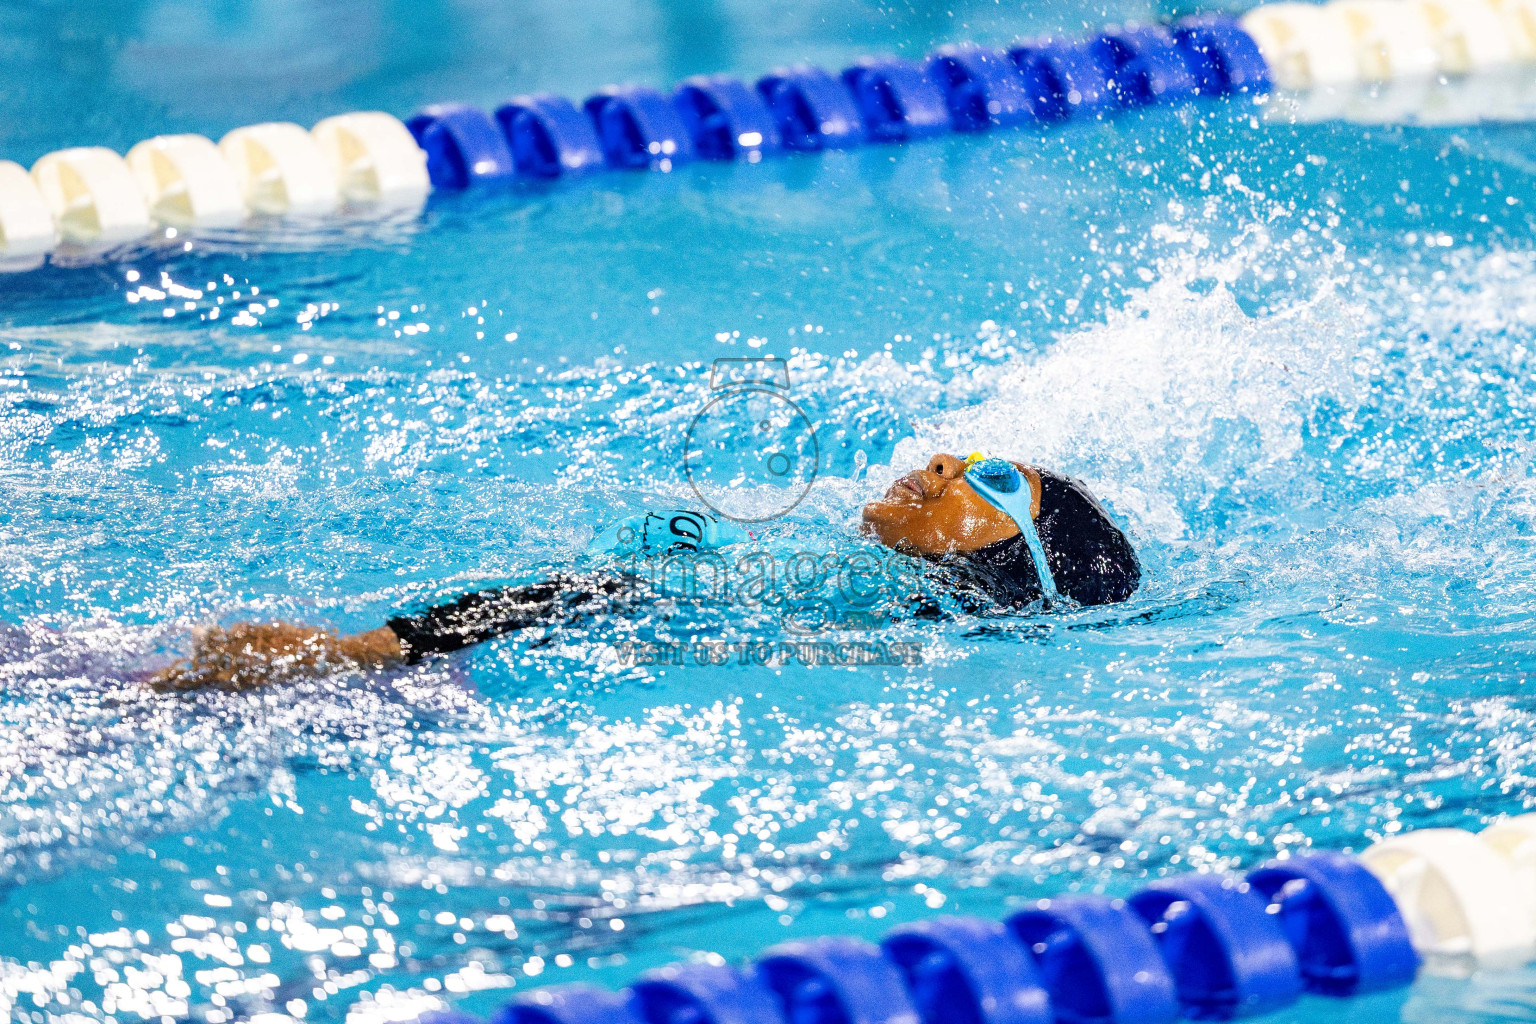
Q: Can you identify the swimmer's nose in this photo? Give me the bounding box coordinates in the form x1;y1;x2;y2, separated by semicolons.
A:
927;453;966;480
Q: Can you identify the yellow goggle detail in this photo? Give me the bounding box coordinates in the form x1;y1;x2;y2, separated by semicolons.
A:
964;451;988;468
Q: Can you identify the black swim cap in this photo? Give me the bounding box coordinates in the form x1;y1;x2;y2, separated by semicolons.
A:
938;469;1141;609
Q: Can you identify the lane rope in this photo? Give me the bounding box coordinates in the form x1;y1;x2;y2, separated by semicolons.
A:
425;816;1536;1024
9;1;1529;269
1;12;1271;265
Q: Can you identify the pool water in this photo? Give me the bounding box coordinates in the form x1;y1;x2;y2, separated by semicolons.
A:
5;1;1536;1023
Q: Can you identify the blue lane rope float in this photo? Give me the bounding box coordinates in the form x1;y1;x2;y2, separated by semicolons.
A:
0;12;1272;263
1007;39;1120;121
490;986;639;1024
1245;850;1420;997
630;962;785;1024
412;814;1536;1024
1092;26;1200;107
406;103;517;189
1007;896;1182;1024
758;937;920;1024
924;45;1038;131
673;75;785;161
840;57;953;143
1127;876;1305;1020
1172;16;1271;97
584;86;698;170
882;917;1053;1024
493;95;607;179
754;66;866;150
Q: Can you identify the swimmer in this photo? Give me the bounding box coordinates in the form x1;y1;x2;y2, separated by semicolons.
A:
149;454;1138;691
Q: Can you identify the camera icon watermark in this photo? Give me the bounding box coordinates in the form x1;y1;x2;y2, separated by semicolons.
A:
684;358;819;523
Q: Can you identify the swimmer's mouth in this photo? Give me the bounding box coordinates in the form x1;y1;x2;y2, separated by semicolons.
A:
888;474;924;500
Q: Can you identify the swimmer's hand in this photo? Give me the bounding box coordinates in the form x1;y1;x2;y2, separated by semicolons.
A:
148;623;405;692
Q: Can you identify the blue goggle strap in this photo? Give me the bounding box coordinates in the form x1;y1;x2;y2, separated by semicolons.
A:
966;470;1060;603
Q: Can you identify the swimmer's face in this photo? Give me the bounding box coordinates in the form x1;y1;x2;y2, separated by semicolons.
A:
861;453;1041;556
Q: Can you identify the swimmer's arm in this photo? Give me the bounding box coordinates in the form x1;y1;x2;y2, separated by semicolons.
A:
149;573;637;691
148;622;406;692
345;625;408;664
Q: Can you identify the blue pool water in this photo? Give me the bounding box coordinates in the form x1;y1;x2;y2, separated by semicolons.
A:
5;1;1536;1022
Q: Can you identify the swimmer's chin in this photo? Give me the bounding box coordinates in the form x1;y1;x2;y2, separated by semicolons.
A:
859;501;894;538
860;502;921;554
